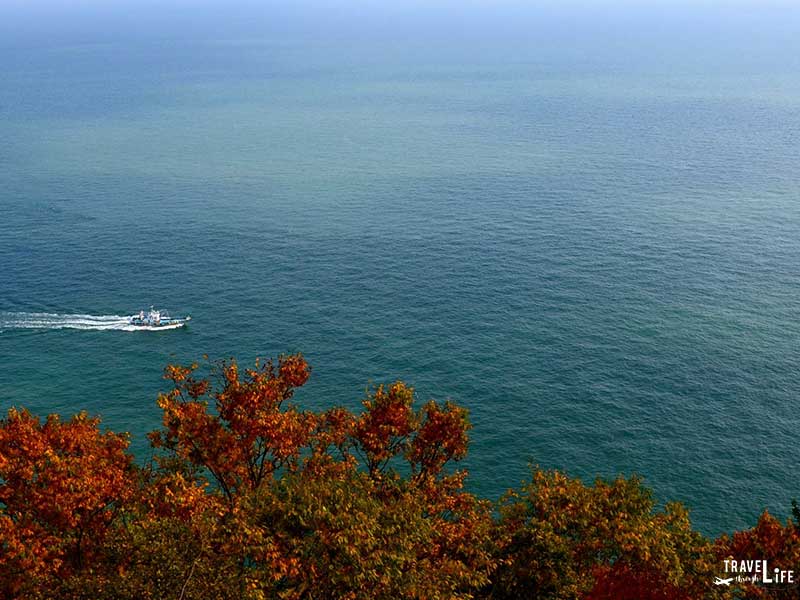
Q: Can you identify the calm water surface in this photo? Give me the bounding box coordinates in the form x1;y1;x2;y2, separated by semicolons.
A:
2;38;800;535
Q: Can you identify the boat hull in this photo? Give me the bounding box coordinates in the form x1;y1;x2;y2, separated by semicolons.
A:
128;315;191;329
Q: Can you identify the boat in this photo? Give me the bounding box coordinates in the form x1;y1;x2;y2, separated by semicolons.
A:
129;307;191;329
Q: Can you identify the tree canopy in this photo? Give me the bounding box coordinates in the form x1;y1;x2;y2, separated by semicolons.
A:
0;353;796;599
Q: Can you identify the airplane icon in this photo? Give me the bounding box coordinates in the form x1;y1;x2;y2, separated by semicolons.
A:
714;577;733;586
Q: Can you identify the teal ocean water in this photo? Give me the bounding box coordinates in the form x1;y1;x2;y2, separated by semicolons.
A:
2;34;800;536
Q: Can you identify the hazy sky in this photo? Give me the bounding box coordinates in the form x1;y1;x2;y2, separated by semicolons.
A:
1;0;799;82
2;0;798;43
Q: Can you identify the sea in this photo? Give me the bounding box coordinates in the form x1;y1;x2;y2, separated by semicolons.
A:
2;14;800;536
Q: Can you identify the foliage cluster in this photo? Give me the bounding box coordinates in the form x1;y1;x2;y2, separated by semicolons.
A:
0;354;795;599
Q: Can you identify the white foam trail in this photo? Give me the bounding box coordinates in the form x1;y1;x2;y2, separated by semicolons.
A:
0;312;184;332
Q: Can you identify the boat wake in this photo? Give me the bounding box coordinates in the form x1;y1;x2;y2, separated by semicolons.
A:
0;312;183;332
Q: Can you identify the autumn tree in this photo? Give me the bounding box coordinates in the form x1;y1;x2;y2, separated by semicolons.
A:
0;408;135;598
487;469;723;600
347;382;496;597
149;354;314;504
148;356;495;598
715;510;800;600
